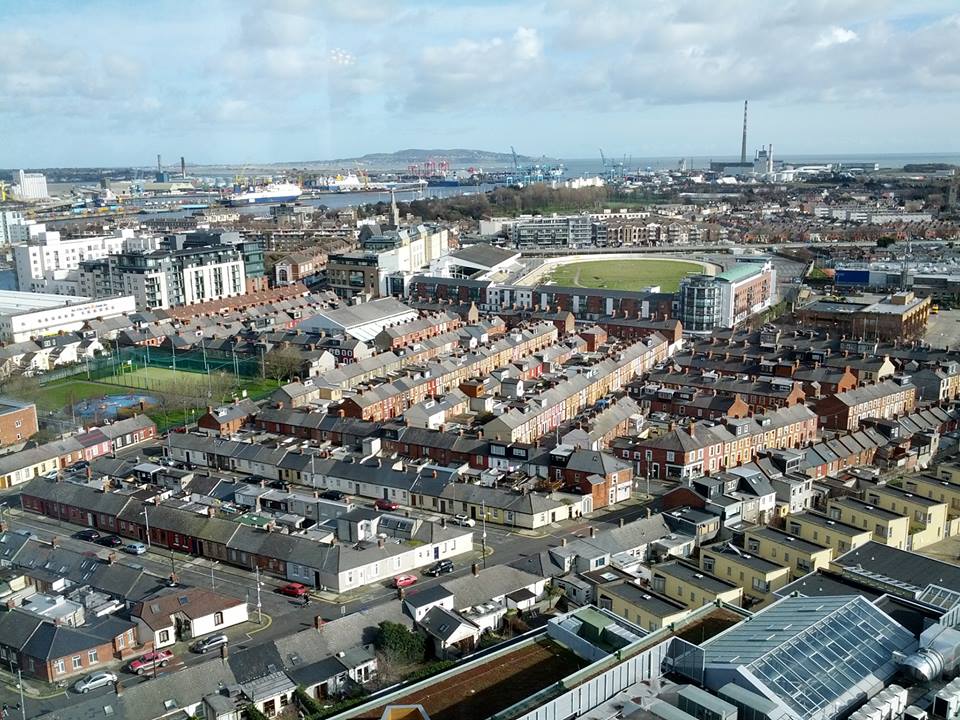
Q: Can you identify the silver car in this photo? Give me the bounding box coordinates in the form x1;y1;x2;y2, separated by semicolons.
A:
74;671;117;694
191;633;229;654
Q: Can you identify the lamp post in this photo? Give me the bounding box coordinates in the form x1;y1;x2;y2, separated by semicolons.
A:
481;500;488;570
16;669;26;720
255;565;263;624
142;507;151;549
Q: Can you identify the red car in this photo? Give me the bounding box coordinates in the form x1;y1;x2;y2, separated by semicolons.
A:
393;574;417;589
277;582;309;597
375;498;400;511
128;649;174;675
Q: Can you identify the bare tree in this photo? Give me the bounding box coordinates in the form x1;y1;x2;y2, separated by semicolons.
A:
263;347;303;383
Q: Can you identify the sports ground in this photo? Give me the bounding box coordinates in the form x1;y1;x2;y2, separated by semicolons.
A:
545;258;705;293
31;366;278;430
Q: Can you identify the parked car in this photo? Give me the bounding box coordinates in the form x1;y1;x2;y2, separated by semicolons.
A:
375;498;400;511
320;490;346;501
96;535;123;548
453;514;476;527
424;559;454;577
127;649;173;675
123;541;147;555
73;671;117;694
191;634;229;654
70;460;90;470
277;582;309;597
73;529;101;542
393;574;418;588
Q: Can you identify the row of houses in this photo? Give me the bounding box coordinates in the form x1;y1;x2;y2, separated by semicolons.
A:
19;478;474;593
482;334;671;444
163;432;609;523
0;415;156;489
611;403;818;481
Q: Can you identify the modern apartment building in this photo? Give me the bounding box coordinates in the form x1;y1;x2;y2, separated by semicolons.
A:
79;244;246;310
678;259;777;333
509;214;598;249
0;210;31;246
13;227;139;294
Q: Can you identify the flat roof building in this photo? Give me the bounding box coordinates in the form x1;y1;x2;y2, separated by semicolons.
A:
0;290;136;342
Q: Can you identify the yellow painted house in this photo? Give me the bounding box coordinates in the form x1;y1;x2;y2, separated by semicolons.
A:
597;582;691;632
863;484;948;550
785;511;873;555
743;526;833;580
650;560;743;609
826;496;911;550
699;543;792;607
907;472;960;518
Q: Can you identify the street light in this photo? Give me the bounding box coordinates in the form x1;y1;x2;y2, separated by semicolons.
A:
142;507;151;549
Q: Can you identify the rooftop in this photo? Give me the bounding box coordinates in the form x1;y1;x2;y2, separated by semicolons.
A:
0;290;93;316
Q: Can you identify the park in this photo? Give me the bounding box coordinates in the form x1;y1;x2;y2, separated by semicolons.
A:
544;258;706;293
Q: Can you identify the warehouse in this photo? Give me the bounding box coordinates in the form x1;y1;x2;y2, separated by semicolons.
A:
0;291;136;342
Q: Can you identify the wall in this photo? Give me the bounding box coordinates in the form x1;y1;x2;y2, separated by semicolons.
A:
189;603;249;638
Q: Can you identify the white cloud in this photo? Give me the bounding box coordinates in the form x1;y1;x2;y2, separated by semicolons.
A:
814;26;859;49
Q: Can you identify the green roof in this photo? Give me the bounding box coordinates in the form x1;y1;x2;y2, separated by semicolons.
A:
718;263;763;283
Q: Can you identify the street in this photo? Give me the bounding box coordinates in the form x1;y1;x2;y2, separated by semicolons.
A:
0;470;664;718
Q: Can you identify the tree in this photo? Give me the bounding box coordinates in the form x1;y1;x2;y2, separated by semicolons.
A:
374;621;425;665
877;236;896;248
263;347;303;383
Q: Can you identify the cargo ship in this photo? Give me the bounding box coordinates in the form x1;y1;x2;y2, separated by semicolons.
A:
227;182;302;205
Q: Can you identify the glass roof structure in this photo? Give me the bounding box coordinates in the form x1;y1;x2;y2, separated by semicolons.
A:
703;596;916;720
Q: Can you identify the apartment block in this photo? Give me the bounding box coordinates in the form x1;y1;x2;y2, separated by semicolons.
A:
784;511;873;555
699;543;792;606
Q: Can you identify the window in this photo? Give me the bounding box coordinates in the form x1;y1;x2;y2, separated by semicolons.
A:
88;649;98;664
214;612;224;625
158;629;170;644
703;557;715;573
72;655;82;670
117;633;125;649
54;659;65;674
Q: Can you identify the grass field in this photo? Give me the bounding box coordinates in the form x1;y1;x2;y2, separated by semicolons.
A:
31;367;279;430
545;258;704;292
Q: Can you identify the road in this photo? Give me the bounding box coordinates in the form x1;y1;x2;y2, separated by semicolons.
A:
925;308;960;351
0;470;665;718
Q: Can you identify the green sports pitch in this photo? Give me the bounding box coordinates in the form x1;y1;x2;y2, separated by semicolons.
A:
545;258;704;293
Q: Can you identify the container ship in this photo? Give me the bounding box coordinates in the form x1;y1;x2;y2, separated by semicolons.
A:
227;182;302;205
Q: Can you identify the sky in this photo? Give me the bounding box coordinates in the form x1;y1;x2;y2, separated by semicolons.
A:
4;0;960;167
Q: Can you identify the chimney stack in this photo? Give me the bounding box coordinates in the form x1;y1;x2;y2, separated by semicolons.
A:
619;518;626;528
589;526;596;538
740;100;749;164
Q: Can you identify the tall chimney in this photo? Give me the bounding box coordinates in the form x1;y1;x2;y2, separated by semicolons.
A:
157;153;162;174
180;156;186;179
740;100;748;164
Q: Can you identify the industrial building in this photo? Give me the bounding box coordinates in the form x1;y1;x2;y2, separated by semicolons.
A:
0;291;136;342
796;292;930;342
12;169;49;200
297;297;418;342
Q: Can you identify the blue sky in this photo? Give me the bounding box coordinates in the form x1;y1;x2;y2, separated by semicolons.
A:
4;0;960;166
